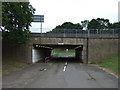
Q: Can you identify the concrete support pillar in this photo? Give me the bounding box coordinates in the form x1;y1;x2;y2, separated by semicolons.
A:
82;39;88;64
82;46;87;63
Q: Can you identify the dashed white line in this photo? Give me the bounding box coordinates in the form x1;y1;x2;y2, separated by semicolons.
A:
63;61;68;72
63;66;67;71
65;62;67;66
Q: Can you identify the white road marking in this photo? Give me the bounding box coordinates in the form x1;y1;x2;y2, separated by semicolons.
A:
63;66;67;71
65;62;67;66
63;61;68;72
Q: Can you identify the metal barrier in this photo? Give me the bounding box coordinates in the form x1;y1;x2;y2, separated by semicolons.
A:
31;29;120;38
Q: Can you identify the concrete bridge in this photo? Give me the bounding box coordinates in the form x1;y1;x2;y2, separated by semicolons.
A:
29;33;118;63
30;35;85;63
3;29;119;64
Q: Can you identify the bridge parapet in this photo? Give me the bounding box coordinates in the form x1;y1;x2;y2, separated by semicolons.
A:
31;29;119;38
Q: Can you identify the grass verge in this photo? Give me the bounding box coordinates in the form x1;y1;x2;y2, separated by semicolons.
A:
52;49;75;56
91;55;119;78
3;59;32;75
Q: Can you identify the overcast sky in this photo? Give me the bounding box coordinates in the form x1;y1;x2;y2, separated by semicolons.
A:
29;0;120;33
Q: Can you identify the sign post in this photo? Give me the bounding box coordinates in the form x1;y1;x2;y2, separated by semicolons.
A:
33;15;44;43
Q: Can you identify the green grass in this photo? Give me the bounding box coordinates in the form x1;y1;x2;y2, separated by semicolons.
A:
51;49;75;56
94;55;119;76
3;59;32;75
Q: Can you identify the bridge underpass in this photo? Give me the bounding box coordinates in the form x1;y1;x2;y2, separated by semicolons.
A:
32;44;84;64
26;32;118;64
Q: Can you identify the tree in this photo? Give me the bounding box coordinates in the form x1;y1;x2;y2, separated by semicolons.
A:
48;22;82;33
88;18;110;29
54;22;82;29
2;2;35;45
109;22;120;29
88;19;100;29
96;18;110;28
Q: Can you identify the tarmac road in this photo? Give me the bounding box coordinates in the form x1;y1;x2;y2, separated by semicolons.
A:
3;57;119;88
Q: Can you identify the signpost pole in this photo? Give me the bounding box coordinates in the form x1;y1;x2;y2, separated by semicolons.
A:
40;22;42;36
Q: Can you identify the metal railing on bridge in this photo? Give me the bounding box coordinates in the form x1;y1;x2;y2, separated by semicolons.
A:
31;29;120;38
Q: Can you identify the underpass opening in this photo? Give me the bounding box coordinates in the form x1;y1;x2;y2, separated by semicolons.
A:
49;45;84;63
32;44;84;63
51;48;76;63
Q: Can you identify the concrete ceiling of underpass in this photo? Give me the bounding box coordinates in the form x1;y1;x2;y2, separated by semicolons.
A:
33;44;83;49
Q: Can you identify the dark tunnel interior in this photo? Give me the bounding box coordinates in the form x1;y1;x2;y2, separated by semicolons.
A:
32;44;83;63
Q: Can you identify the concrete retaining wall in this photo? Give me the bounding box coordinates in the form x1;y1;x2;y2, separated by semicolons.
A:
32;47;52;64
32;49;42;64
88;38;118;62
2;41;32;63
2;40;52;64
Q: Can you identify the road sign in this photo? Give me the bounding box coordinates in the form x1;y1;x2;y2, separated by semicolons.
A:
33;15;44;22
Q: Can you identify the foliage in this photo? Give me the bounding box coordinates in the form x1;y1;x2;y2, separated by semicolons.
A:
2;2;35;45
88;18;110;29
56;22;82;29
51;49;75;56
47;18;119;34
109;22;120;29
48;22;82;33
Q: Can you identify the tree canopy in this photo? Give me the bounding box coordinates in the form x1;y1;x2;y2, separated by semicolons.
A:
109;22;120;29
88;18;110;29
2;2;35;45
55;22;82;29
47;19;119;33
48;22;82;33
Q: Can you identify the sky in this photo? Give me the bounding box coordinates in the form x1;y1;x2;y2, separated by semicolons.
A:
29;0;120;33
